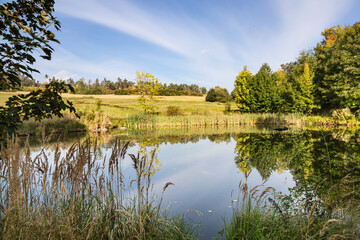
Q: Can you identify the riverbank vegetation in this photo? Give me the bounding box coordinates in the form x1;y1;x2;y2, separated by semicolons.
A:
2;21;360;136
2;131;359;239
3;92;360;135
221;180;359;239
0;137;197;239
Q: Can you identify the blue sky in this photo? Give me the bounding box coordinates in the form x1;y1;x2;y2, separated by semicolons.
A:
32;0;360;90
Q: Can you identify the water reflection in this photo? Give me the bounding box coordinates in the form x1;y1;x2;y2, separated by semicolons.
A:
22;126;360;239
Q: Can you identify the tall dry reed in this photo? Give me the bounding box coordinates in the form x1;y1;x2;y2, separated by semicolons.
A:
0;135;195;239
221;179;360;240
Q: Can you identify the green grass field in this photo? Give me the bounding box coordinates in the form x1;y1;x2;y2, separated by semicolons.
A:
1;92;359;133
63;93;230;116
0;91;232;115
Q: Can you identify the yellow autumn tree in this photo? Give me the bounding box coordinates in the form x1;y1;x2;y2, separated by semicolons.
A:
235;136;252;179
234;66;252;112
294;63;315;113
135;71;160;113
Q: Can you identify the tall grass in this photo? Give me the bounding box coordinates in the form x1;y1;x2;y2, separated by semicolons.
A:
17;113;87;136
0;136;196;239
124;113;305;129
221;180;360;240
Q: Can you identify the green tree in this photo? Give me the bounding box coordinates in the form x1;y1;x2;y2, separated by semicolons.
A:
136;71;160;113
248;63;280;112
314;22;360;110
293;63;315;113
234;66;252;112
278;50;319;113
205;88;216;102
200;87;207;94
0;0;77;138
273;69;296;113
205;86;231;103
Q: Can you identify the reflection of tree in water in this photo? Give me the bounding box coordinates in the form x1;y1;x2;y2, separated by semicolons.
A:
207;133;232;143
234;133;293;179
293;133;360;203
137;139;161;177
234;130;360;206
234;136;252;178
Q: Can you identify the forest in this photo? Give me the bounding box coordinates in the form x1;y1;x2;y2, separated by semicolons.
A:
17;75;206;96
233;22;360;115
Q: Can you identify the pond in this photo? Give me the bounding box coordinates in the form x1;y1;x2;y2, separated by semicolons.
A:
23;126;360;239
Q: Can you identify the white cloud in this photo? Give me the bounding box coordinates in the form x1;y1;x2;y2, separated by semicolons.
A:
56;0;229;61
48;0;355;89
33;46;137;82
51;70;79;81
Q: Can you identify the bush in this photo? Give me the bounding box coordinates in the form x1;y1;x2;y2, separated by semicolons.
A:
166;106;183;116
206;87;231;103
75;87;104;95
114;89;132;95
224;102;231;113
205;88;216;102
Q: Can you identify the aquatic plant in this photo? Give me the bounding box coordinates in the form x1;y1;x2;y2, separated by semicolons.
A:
220;180;360;239
0;136;196;239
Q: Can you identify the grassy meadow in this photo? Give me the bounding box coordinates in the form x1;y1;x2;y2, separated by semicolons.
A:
1;92;359;239
1;92;359;135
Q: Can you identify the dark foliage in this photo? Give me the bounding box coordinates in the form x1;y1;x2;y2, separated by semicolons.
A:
206;87;231;103
0;0;77;140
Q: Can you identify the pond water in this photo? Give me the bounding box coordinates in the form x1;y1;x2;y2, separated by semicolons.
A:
25;126;360;239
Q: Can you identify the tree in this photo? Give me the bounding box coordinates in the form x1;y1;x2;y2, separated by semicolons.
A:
0;0;77;138
75;78;86;88
200;87;207;94
293;63;315;113
205;87;231;103
205;88;216;102
248;63;281;113
135;71;160;113
0;0;60;89
1;81;77;136
273;69;296;113
314;22;360;110
234;66;252;112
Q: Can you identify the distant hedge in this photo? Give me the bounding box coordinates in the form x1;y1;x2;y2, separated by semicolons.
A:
114;89;132;95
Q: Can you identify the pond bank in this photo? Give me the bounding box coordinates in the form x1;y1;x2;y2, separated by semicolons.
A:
17;112;360;137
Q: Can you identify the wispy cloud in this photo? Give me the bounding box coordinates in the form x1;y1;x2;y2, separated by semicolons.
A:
49;0;355;89
56;0;229;60
33;46;137;81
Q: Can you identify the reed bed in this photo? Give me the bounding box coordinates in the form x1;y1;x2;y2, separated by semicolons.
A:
124;113;306;129
0;136;196;239
18;113;87;136
221;180;360;240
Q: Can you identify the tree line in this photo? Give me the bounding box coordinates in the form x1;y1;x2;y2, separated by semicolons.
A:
232;22;360;114
17;75;207;96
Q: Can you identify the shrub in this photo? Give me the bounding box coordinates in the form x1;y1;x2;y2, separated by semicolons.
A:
205;87;231;103
166;106;183;116
224;102;231;113
205;88;216;102
114;89;132;95
74;87;104;95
